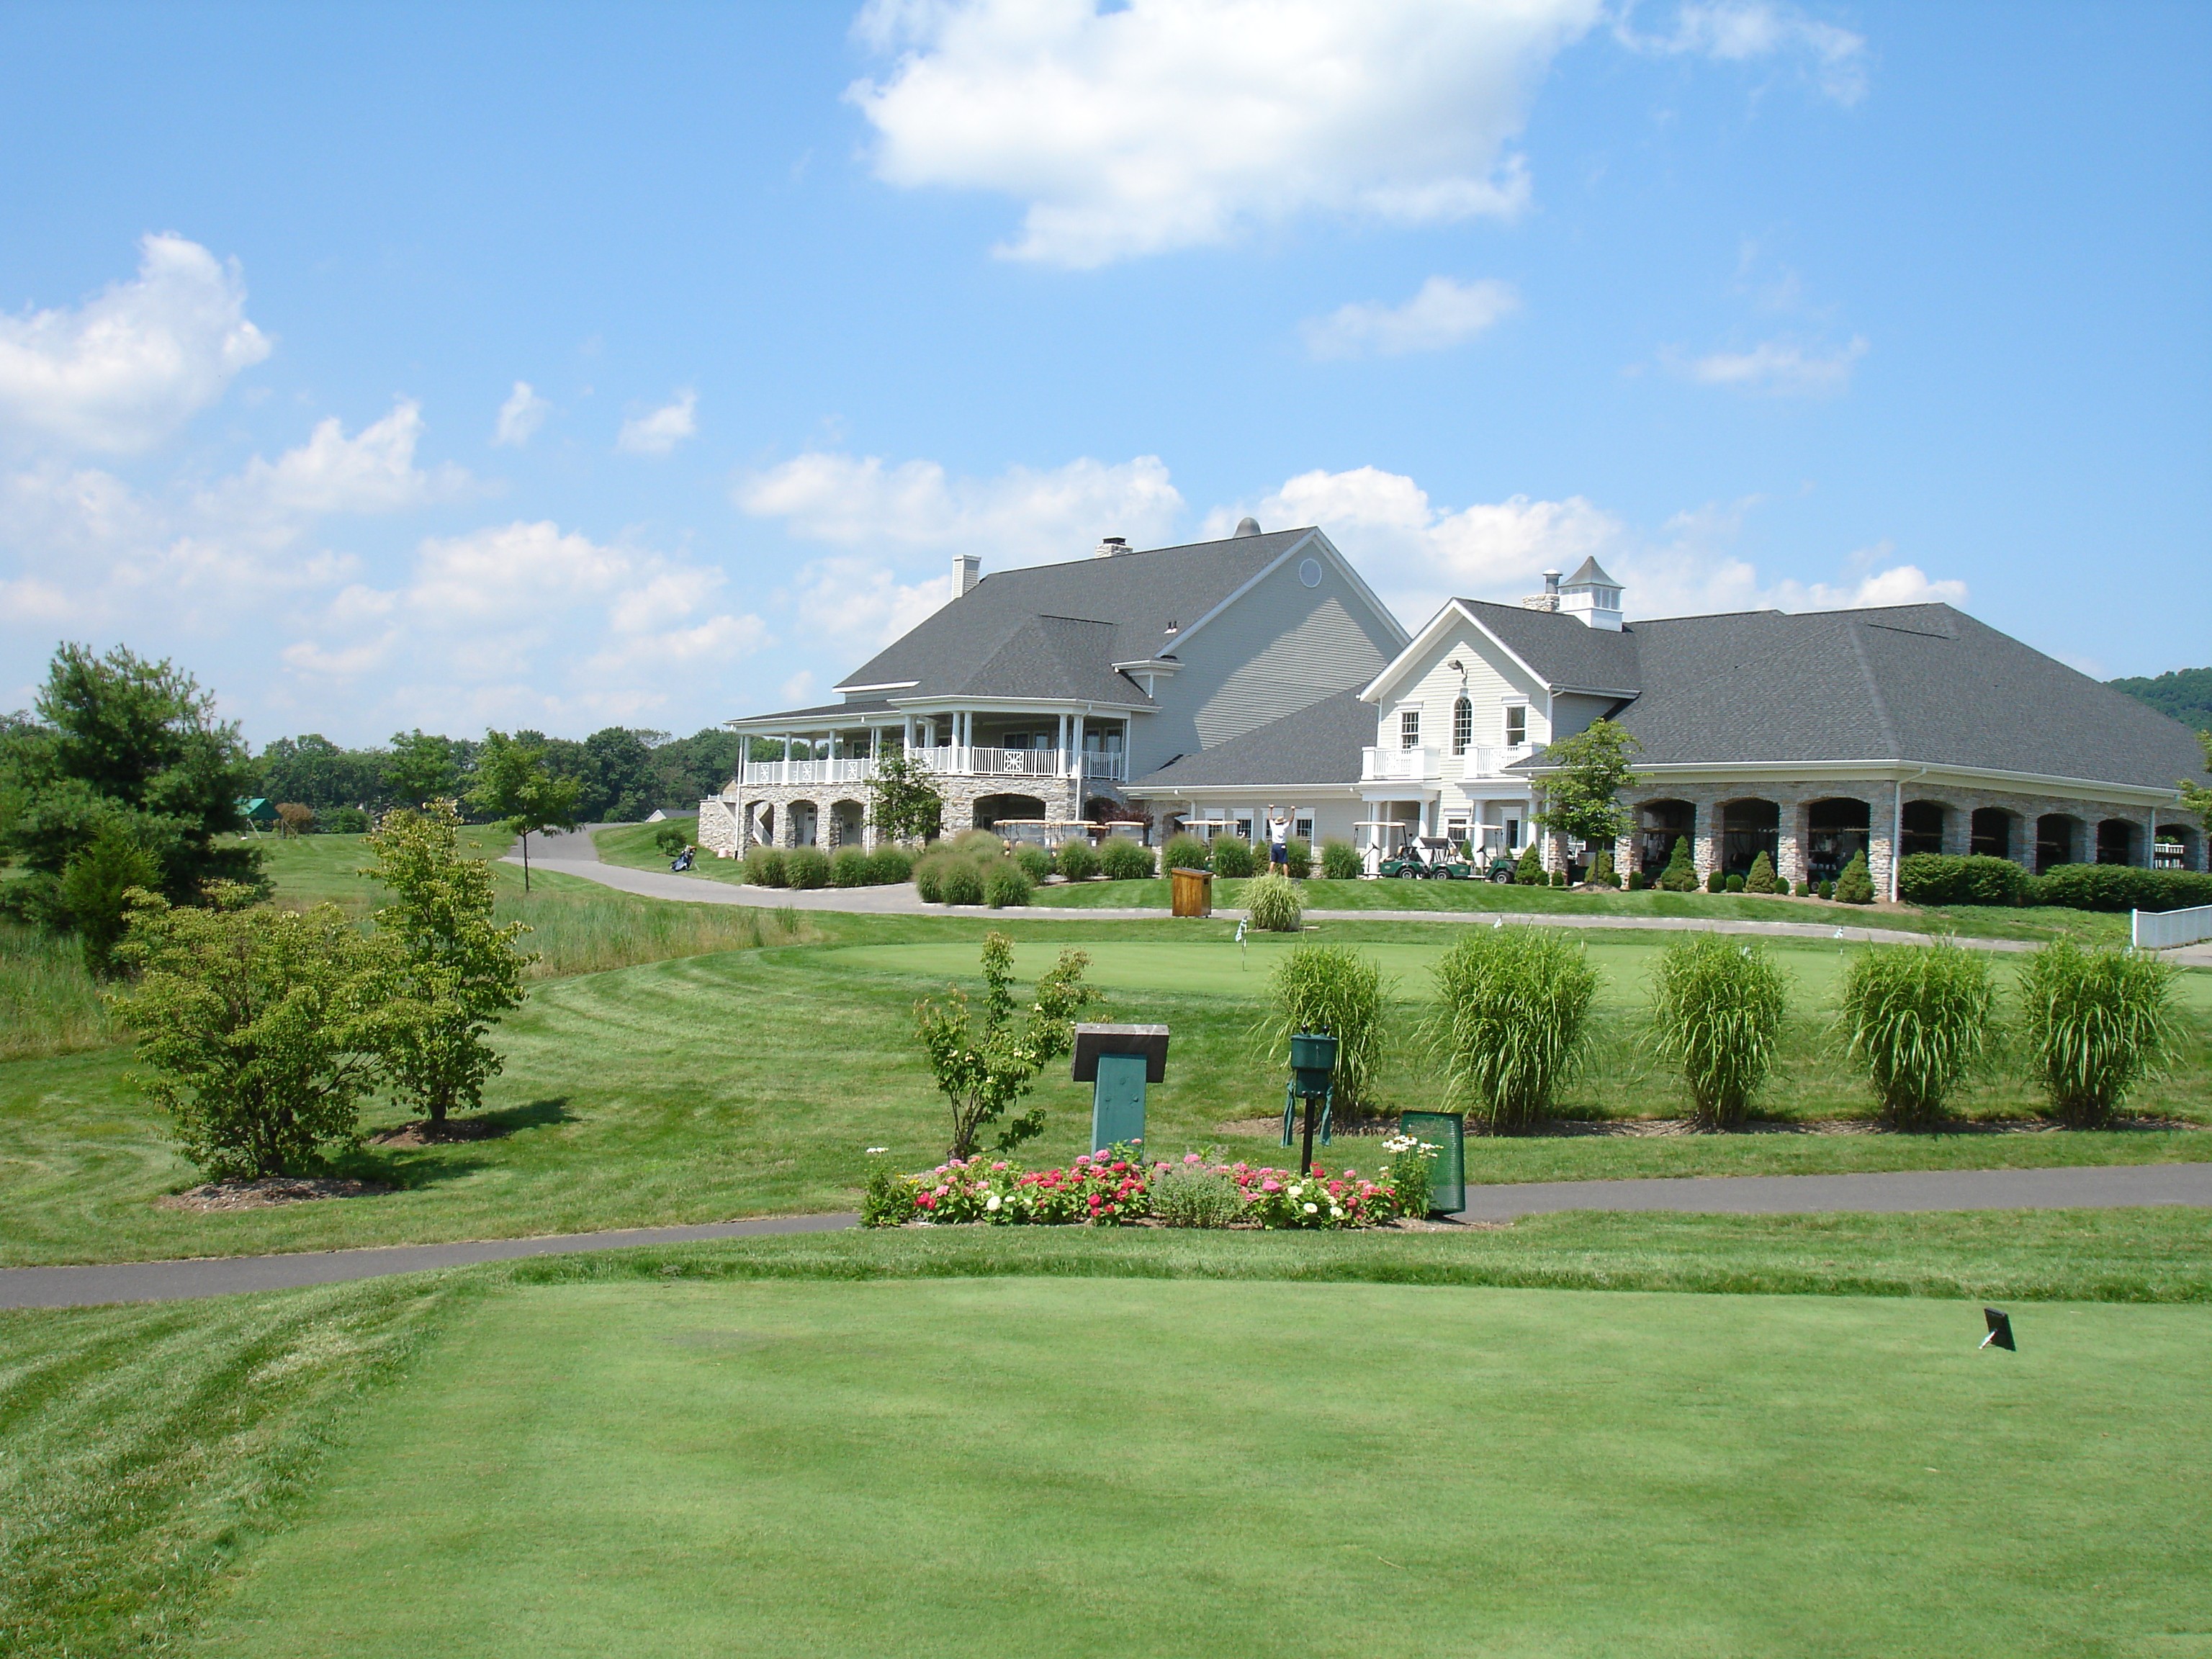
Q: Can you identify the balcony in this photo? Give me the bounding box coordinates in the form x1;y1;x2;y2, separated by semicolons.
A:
740;747;1128;788
1362;744;1534;784
1362;746;1436;782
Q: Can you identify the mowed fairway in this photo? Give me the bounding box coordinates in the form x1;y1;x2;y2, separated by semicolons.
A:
192;1280;2212;1659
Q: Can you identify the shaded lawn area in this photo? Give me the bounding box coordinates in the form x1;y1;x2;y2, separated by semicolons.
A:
4;914;2208;1267
183;1277;2212;1659
7;1218;2208;1655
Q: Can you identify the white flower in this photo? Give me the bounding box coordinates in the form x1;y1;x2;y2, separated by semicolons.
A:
986;1194;1002;1212
1329;1206;1343;1218
1288;1183;1305;1198
866;1146;889;1155
1303;1202;1318;1215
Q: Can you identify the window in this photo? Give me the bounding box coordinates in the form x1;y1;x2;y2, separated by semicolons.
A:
1298;557;1322;588
1505;817;1521;849
1293;813;1314;842
1234;814;1254;842
1452;695;1473;756
1400;710;1421;749
1504;706;1527;746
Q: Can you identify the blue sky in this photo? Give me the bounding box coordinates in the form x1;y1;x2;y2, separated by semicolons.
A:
1;1;2206;746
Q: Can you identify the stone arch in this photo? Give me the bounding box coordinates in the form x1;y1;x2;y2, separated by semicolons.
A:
1718;798;1781;877
747;801;775;848
2095;819;2139;866
1637;799;1694;873
2155;822;2202;871
1969;806;2017;862
830;799;866;849
1900;799;1948;859
2036;813;2082;873
787;799;819;848
1804;797;1871;884
972;792;1046;831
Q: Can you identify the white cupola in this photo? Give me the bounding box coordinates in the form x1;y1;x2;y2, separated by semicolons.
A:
1557;557;1624;630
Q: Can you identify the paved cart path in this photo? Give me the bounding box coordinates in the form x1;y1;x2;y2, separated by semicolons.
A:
6;1162;2206;1308
521;829;2043;950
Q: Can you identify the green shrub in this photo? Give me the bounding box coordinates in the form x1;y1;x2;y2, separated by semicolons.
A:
784;847;830;890
1320;840;1361;880
950;829;1007;857
1161;833;1212;873
1513;845;1544;885
939;861;986;907
1725;873;1746;893
652;822;690;857
1897;853;2028;907
323;805;370;834
1012;845;1053;884
2016;942;2180;1127
1625;870;1645;891
1209;836;1256;877
862;1158;917;1226
1838;943;1995;1128
1795;880;1813;897
1054;839;1100;881
1099;838;1156;881
984;863;1033;907
1382;1135;1439;1219
912;853;950;903
1649;935;1789;1129
829;847;871;887
1589;849;1618;889
58;824;161;978
1285;837;1313;879
1148;1161;1246;1228
867;846;914;884
1658;837;1699;891
1245;872;1303;932
742;845;788;887
1550;871;1567;888
1817;879;1835;900
1705;870;1727;894
2031;863;2212;913
1427;927;1599;1133
1833;850;1875;904
1745;851;1778;894
1259;944;1389;1112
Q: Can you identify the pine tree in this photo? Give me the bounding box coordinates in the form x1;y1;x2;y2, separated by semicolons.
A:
1834;850;1876;905
1745;850;1779;894
1514;843;1545;884
1659;835;1699;891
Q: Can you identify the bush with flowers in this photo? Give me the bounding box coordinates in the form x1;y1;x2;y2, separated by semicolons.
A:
860;1141;1437;1229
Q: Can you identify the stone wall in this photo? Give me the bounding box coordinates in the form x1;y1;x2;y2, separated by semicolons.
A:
703;773;1096;855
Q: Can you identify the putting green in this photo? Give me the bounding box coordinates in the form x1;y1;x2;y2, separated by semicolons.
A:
192;1280;2212;1658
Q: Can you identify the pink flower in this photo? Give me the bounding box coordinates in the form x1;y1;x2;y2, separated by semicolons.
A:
1184;1153;1202;1164
1261;1179;1281;1193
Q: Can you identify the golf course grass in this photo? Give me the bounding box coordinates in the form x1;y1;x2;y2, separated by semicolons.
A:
179;1277;2212;1659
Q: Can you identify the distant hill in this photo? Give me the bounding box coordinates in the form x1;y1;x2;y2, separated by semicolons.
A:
2110;666;2212;730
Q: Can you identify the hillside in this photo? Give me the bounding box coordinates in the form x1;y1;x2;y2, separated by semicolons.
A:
2110;665;2212;729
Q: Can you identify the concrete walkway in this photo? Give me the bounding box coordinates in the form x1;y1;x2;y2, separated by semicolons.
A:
7;1162;2204;1308
519;829;2035;950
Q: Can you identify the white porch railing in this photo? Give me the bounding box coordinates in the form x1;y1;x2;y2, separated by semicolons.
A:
1362;746;1436;782
2133;904;2212;950
741;747;1128;786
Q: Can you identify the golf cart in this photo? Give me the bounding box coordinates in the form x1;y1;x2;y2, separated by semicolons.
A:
1377;836;1478;881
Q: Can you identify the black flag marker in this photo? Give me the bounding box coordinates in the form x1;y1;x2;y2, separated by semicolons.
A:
1981;1308;2015;1352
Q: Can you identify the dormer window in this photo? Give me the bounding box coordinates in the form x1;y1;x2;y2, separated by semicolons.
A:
1452;695;1473;756
1400;710;1421;750
1505;706;1527;746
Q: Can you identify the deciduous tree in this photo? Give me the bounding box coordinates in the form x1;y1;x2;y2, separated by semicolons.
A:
467;732;582;892
915;932;1094;1158
870;752;944;844
1532;717;1642;853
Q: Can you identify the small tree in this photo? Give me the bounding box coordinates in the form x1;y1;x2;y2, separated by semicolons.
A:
1532;719;1641;854
1744;850;1778;894
916;932;1096;1158
1513;843;1544;885
113;885;397;1179
2180;730;2212;842
274;802;317;839
58;823;159;978
1658;835;1699;891
1833;850;1875;905
468;731;583;892
384;729;463;809
365;801;534;1128
870;752;943;845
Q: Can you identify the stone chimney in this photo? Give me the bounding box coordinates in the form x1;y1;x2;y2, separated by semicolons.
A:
1521;570;1563;613
1094;536;1130;558
952;552;980;598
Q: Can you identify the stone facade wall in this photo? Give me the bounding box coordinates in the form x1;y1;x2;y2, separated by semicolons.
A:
1534;778;2196;891
702;773;1097;855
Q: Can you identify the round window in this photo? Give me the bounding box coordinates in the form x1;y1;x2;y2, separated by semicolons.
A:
1298;557;1322;588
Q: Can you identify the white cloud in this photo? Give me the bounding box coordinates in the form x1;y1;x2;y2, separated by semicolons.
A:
784;555;953;652
493;381;551;447
1208;464;1960;629
616;390;698;456
737;450;1184;565
205;400;472;519
0;234;271;453
1302;276;1521;360
848;0;1601;266
1618;1;1869;105
1667;335;1866;395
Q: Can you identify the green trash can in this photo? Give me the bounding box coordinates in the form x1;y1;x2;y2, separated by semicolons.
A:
1396;1110;1465;1216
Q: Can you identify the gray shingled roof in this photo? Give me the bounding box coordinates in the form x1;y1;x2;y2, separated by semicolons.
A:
1563;556;1619;588
1131;688;1372;789
729;697;895;728
1504;603;2208;791
1459;600;1642;692
835;529;1316;698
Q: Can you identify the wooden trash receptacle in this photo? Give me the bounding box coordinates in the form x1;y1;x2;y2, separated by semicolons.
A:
1169;866;1213;918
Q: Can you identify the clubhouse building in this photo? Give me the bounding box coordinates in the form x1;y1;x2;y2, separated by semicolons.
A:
699;526;2209;896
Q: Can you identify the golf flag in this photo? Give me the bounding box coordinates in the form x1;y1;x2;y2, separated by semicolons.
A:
1980;1308;2015;1352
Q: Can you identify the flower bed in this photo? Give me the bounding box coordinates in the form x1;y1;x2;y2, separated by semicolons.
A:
863;1142;1435;1229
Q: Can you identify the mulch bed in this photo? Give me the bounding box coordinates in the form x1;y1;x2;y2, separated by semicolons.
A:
157;1177;393;1212
369;1117;516;1148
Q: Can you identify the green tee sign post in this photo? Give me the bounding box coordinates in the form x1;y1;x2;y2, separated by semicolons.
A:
1281;1030;1339;1174
1071;1025;1169;1154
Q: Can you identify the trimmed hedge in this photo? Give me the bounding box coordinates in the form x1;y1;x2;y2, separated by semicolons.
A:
2030;863;2212;914
1897;853;2031;907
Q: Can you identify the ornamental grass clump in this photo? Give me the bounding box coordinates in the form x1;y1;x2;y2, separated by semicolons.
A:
1838;942;1995;1128
1428;927;1599;1132
1097;837;1154;881
1244;872;1303;932
783;848;830;890
2015;941;2179;1128
983;863;1033;908
1647;935;1788;1129
1259;944;1389;1112
1320;840;1361;880
1209;837;1256;877
1161;833;1211;873
1054;839;1100;881
742;846;787;887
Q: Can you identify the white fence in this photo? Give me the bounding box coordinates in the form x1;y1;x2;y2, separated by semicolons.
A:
739;746;1128;788
2132;904;2212;950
